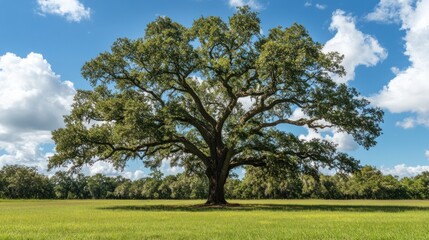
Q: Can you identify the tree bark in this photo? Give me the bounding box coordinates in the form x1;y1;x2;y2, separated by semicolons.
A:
205;168;228;205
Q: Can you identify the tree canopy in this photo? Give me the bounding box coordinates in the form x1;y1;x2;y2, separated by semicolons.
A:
49;7;383;205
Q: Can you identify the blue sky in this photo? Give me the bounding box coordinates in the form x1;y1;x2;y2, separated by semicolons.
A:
1;0;429;178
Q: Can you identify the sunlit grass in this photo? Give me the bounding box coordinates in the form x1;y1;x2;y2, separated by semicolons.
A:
1;199;429;239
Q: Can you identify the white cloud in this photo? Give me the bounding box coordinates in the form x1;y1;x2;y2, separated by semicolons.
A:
304;2;326;10
291;109;359;152
0;52;75;171
425;150;429;159
290;108;309;121
0;132;53;172
396;117;416;129
366;0;413;25
323;10;388;83
326;132;359;151
370;0;429;127
134;170;145;179
228;0;262;10
190;75;204;84
81;162;146;180
79;159;182;179
161;159;184;176
380;164;429;178
37;0;91;22
299;128;359;152
238;96;256;111
397;116;429;128
390;66;401;74
315;4;327;10
81;161;120;176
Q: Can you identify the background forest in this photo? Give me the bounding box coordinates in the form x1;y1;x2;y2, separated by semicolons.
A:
1;164;428;200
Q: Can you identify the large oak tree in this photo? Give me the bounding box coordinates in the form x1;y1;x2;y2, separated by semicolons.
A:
49;7;383;205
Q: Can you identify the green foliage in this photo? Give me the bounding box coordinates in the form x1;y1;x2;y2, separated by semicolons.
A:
51;171;90;199
405;172;429;199
344;166;407;199
0;165;53;199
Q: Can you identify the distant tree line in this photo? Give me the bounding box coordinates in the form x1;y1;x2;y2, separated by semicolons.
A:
1;165;429;200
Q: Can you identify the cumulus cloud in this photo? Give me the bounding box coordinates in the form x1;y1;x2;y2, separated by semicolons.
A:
80;159;180;180
370;0;429;128
323;10;388;83
395;116;429;128
315;4;327;10
291;109;359;152
81;161;121;176
228;0;262;10
390;66;401;74
380;164;429;178
160;159;184;176
80;162;146;180
37;0;91;22
366;0;413;25
396;117;417;129
304;2;327;10
0;52;75;171
299;128;359;152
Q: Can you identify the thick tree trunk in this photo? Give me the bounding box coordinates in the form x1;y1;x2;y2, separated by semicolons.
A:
205;169;228;205
204;147;233;205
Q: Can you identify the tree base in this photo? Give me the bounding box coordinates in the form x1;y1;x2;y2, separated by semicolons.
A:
204;200;228;206
199;202;242;208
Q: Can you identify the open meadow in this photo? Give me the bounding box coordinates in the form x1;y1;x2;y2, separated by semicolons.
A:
1;199;429;239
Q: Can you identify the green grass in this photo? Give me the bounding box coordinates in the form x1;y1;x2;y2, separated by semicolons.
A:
2;199;429;239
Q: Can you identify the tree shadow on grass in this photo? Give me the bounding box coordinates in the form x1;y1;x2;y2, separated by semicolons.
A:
99;203;429;213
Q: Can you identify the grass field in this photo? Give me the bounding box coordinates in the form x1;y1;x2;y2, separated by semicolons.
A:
1;199;429;239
